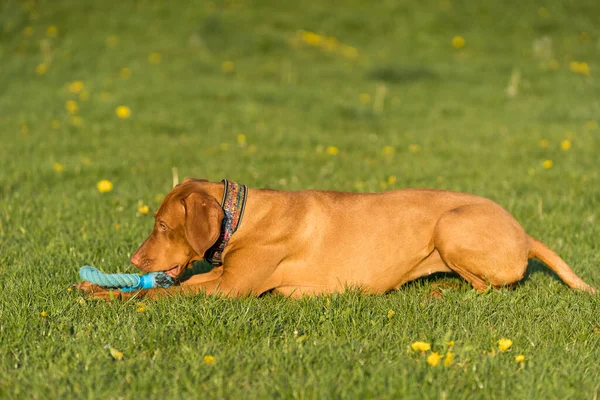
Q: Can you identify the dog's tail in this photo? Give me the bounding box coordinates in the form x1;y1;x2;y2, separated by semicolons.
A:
528;236;595;293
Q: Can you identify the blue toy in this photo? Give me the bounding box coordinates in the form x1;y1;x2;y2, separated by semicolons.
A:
79;265;175;292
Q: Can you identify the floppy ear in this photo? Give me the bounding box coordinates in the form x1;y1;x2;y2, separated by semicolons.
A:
182;192;224;257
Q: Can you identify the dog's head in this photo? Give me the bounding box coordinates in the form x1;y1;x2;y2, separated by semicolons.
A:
130;178;224;278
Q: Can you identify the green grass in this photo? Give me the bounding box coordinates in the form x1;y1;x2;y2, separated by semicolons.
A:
1;0;600;398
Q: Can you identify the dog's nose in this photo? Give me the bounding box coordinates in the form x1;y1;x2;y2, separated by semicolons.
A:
130;252;141;267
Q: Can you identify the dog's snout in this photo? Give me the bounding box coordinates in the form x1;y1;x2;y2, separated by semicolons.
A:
130;252;141;267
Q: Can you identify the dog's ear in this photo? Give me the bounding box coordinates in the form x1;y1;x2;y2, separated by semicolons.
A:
182;192;224;257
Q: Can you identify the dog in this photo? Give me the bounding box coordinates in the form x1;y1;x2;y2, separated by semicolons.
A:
76;178;595;299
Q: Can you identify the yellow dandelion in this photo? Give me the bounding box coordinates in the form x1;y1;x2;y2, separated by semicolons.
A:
137;306;146;313
570;61;590;76
203;355;216;365
53;163;64;173
426;352;442;366
515;354;525;363
21;124;29;135
35;63;47;75
109;347;124;361
137;201;150;215
68;81;84;94
115;105;131;119
148;52;162;64
451;35;465;49
411;341;431;352
114;223;121;231
443;352;454;366
46;25;57;37
322;36;339;52
301;31;322;46
120;67;132;79
539;139;549;148
447;340;455;348
106;35;119;48
70;116;83;126
497;338;513;351
65;100;78;114
542;159;553;169
40;311;48;318
359;93;371;104
97;179;113;193
237;134;247;146
340;45;359;60
560;139;571;150
67;287;72;292
51;120;61;129
382;145;395;156
387;175;397;185
23;26;34;37
408;144;421;153
326;146;339;156
387;309;396;319
222;61;235;73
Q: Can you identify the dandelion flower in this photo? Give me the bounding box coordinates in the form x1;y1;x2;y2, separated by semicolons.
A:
444;352;454;366
497;338;513;351
68;81;84;94
382;145;394;156
116;105;131;119
46;26;57;37
359;93;371;104
120;67;132;79
203;355;216;365
148;52;162;64
515;354;525;363
427;352;441;366
35;63;47;75
222;61;235;73
53;163;64;173
411;341;431;352
387;309;395;319
40;311;48;318
542;160;553;169
137;201;150;215
560;139;571;150
97;180;113;193
570;61;590;76
451;36;465;49
447;340;455;348
302;31;322;46
109;347;124;361
326;146;339;156
387;175;396;185
65;100;78;114
137;306;146;313
237;134;247;146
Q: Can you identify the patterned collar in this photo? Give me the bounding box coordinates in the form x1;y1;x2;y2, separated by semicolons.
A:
204;179;248;265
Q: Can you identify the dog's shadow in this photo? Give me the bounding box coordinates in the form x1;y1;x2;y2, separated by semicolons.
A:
408;259;563;291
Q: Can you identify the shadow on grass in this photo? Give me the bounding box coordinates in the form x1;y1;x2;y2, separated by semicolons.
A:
367;65;437;84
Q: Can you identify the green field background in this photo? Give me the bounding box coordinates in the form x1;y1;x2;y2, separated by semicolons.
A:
1;0;599;398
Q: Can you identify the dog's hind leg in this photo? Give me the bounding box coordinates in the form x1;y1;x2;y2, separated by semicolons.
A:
433;202;530;291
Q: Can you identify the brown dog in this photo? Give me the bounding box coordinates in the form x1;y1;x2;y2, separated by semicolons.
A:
77;178;595;299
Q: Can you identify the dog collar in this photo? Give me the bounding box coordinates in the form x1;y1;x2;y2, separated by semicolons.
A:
203;179;247;265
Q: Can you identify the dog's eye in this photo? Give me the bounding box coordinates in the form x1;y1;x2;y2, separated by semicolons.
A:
159;223;167;231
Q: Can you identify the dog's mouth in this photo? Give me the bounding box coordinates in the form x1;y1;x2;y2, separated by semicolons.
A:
164;264;185;278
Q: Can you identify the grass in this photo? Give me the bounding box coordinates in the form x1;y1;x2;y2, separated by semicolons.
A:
1;0;599;398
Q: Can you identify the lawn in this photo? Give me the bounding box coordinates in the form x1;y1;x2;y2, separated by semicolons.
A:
1;0;599;398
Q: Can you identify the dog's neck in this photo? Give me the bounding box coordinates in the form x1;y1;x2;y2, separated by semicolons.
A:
203;179;248;265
